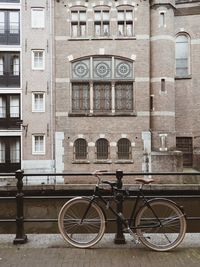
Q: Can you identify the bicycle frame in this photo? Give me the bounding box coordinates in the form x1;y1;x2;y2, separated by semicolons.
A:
86;184;162;231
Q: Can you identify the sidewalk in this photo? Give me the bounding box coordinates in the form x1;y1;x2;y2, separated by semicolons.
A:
0;233;200;267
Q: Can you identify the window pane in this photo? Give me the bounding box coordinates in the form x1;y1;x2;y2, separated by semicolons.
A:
175;35;189;76
79;11;86;21
95;23;101;36
118;138;131;159
9;12;19;33
71;11;78;21
12;56;20;75
0;57;3;75
0;96;6;118
115;83;133;111
126;23;133;36
10;139;20;163
75;139;87;159
10;95;19;117
31;8;45;28
33;93;44;112
103;23;109;36
95;11;101;21
118;11;125;20
96;139;108;159
80;23;86;36
72;83;90;112
118;23;124;36
93;83;111;112
33;51;44;69
0;11;5;34
71;23;78;37
34;136;44;153
126;10;133;20
0;140;5;163
103;11;109;21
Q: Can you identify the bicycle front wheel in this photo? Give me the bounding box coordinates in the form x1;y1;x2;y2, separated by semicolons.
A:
135;199;186;251
58;197;106;248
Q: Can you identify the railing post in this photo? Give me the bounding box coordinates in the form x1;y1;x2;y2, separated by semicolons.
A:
13;170;28;244
114;169;126;244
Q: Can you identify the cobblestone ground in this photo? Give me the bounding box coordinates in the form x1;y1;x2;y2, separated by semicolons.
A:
0;234;200;267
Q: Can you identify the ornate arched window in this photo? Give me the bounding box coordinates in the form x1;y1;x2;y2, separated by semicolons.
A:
74;138;87;159
117;138;131;159
175;34;190;77
96;138;109;159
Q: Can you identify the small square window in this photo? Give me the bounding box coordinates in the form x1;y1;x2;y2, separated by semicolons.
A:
32;135;45;155
32;93;45;112
31;8;45;28
32;50;45;70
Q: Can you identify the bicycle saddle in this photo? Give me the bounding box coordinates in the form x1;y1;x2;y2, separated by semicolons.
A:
135;178;154;184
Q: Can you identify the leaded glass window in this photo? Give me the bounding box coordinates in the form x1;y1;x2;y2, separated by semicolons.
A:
117;138;131;159
93;83;111;112
74;138;87;159
96;138;109;159
115;83;133;112
72;83;90;112
175;34;190;77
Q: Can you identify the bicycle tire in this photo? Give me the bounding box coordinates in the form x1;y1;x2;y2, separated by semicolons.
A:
135;198;186;251
58;197;106;248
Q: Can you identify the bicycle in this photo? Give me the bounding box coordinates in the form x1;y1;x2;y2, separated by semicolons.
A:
58;170;187;251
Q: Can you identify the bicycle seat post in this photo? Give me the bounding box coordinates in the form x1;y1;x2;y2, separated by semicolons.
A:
114;170;126;244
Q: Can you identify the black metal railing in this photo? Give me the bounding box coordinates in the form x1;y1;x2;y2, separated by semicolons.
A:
0;169;200;245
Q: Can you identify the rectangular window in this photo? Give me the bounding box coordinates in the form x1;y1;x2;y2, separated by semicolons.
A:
72;83;90;112
0;140;5;163
159;12;165;27
0;96;6;118
118;10;133;37
31;8;45;28
10;95;20;117
93;83;111;112
161;78;166;92
10;138;20;163
0;56;3;75
94;10;109;37
11;55;20;76
32;135;45;155
115;83;133;112
0;94;20;119
9;11;19;34
32;50;45;70
0;11;5;34
32;92;45;112
71;10;86;37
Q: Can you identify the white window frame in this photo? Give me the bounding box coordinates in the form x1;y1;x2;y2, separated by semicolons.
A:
32;92;45;112
32;134;45;155
31;8;45;29
32;50;45;70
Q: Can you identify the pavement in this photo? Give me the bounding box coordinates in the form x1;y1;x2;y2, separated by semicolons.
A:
0;233;200;267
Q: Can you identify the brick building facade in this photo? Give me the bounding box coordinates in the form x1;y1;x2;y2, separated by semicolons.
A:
0;0;200;183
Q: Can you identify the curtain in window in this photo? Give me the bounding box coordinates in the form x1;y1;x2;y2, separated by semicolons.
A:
0;96;6;118
74;139;87;159
117;138;131;159
9;12;19;34
34;136;44;153
115;83;133;111
0;140;5;163
33;51;44;69
93;83;111;112
10;139;20;163
176;35;189;76
0;57;3;76
0;11;5;34
12;56;20;76
10;95;19;117
96;138;109;159
34;93;44;111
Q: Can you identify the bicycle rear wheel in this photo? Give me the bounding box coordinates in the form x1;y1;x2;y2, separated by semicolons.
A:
135;199;186;251
58;197;106;248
